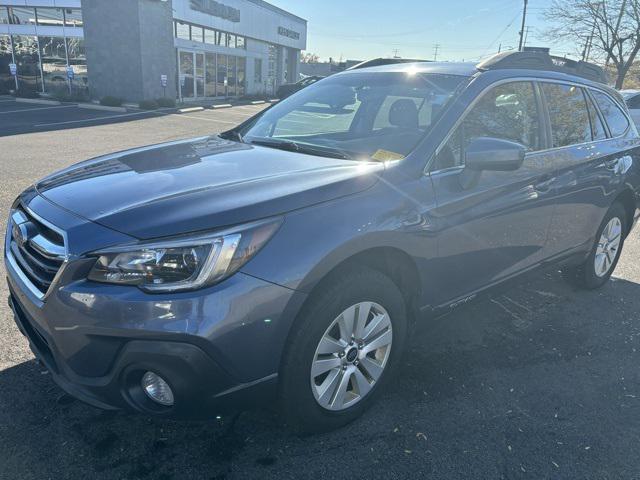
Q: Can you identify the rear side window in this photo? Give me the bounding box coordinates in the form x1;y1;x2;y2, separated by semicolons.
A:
585;93;607;141
542;83;592;148
432;81;541;170
591;91;630;137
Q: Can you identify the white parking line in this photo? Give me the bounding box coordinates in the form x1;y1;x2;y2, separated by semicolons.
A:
35;109;165;127
0;105;77;115
171;113;238;125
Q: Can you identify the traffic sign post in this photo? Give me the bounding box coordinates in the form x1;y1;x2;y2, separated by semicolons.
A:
161;74;168;98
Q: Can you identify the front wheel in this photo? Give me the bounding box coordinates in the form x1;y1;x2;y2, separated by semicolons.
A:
562;202;627;289
279;267;407;433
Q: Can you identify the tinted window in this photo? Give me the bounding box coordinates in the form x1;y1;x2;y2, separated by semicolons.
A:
592;91;630;137
7;7;35;25
542;83;592;148
627;94;640;109
585;93;607;141
36;8;64;27
434;82;540;170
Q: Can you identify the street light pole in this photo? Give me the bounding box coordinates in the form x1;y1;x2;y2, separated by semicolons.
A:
518;0;529;51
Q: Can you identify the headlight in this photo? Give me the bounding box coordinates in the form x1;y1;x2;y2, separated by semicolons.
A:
87;218;282;292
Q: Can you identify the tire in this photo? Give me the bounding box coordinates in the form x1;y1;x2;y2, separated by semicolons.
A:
279;267;407;433
562;202;627;290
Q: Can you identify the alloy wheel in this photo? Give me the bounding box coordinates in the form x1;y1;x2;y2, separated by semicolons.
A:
310;301;393;411
595;217;622;277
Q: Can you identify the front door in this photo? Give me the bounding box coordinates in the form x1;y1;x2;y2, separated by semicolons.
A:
428;81;557;305
179;51;205;100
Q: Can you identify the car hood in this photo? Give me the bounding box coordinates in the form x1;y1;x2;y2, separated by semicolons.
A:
36;136;383;239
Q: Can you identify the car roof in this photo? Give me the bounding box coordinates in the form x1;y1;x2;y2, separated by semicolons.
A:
338;61;479;77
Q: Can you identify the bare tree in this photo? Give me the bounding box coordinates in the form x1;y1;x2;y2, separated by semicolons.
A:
301;52;320;64
545;0;640;88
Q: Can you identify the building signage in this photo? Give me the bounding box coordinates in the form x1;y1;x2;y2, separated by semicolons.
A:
278;26;300;40
9;63;17;76
190;0;240;23
160;74;168;87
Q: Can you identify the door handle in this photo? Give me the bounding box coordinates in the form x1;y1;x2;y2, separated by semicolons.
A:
604;158;619;171
533;176;553;193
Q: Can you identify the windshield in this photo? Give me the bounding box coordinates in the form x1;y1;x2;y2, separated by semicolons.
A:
240;72;468;160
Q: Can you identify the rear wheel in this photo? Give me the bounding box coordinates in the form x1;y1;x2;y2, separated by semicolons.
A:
279;267;407;433
562;202;627;289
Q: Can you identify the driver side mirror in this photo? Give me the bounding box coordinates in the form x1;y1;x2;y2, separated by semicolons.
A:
459;137;526;189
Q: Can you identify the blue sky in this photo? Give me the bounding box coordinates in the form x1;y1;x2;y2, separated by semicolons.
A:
272;0;575;62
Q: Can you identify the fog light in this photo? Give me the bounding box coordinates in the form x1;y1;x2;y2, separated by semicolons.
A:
141;371;174;406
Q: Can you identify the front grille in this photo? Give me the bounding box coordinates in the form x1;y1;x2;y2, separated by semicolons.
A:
7;207;66;298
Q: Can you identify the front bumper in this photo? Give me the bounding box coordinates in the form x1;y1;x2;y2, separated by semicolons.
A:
5;194;307;418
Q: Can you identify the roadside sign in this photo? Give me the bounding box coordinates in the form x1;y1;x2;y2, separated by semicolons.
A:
66;66;75;80
9;63;17;76
160;74;168;87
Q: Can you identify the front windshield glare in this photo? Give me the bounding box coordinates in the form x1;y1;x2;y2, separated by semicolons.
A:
241;72;467;161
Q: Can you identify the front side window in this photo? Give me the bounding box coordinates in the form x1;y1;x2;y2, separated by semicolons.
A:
592;90;630;137
7;7;36;25
36;8;64;27
433;81;540;170
542;83;592;148
63;8;83;27
240;72;467;160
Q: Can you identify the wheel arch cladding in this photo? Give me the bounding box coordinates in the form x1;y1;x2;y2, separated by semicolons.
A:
615;188;636;236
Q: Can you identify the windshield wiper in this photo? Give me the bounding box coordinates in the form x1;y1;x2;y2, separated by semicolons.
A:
248;138;356;160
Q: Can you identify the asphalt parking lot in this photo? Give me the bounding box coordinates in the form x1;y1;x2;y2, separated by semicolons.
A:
1;98;640;480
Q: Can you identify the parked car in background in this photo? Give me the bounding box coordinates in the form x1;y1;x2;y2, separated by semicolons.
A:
276;75;324;99
6;50;640;433
621;89;640;126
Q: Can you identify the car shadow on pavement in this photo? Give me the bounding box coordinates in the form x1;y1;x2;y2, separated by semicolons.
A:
1;269;640;479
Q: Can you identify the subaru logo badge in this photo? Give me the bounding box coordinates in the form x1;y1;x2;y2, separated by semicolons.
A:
12;222;28;247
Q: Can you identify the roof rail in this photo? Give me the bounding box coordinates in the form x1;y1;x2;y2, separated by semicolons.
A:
477;48;608;84
346;58;430;70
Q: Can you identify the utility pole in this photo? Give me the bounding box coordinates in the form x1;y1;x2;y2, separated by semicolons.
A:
518;0;529;51
498;43;502;53
606;0;627;67
433;43;441;61
392;48;400;59
523;26;531;48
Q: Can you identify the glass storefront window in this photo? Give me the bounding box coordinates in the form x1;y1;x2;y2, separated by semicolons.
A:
12;35;42;94
179;51;194;98
66;37;88;94
195;52;204;96
7;7;36;25
254;59;262;84
36;8;64;27
236;36;245;49
217;54;227;96
191;26;204;43
63;8;83;27
0;35;14;94
227;56;236;97
39;36;68;95
176;22;190;40
237;57;245;96
205;53;216;97
226;34;234;48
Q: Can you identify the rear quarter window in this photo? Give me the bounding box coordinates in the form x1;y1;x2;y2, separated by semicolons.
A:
591;90;630;137
541;83;592;148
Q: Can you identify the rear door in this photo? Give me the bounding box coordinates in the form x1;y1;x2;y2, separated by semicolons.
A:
428;81;558;304
543;83;632;255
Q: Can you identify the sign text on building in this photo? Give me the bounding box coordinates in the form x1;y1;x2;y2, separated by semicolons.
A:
278;26;300;40
190;0;240;23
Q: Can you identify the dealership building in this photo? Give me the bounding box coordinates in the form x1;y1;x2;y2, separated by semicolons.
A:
0;0;307;101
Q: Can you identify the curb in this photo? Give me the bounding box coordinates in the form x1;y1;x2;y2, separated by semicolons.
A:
15;98;61;106
178;106;205;113
212;104;233;109
268;99;280;103
250;100;266;105
78;103;127;113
